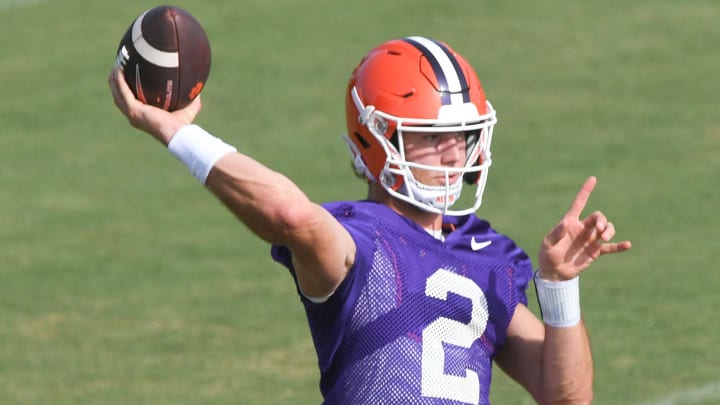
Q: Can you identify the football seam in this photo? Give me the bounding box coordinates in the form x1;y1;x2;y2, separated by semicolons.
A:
131;9;179;68
171;9;181;109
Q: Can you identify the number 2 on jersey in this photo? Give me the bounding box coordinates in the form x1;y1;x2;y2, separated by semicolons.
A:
421;269;490;404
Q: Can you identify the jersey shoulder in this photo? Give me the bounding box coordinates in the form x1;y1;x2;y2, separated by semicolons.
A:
323;200;406;226
446;214;532;265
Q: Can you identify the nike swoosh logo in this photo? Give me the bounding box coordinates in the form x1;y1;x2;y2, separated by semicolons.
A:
471;237;492;251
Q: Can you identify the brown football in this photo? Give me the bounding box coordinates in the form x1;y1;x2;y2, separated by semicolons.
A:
115;5;211;111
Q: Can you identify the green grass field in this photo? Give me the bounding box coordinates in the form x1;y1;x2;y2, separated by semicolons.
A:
1;0;718;403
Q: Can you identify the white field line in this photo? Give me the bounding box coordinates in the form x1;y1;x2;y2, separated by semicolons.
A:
638;381;720;405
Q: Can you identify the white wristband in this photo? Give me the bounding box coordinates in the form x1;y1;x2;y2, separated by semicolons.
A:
534;271;581;327
167;125;237;184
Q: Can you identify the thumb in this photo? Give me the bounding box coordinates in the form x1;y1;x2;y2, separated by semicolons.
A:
174;95;202;124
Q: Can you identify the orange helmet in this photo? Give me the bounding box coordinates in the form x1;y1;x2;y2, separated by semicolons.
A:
344;36;497;215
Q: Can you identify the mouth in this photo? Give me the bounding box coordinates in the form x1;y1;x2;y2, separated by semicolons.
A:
432;173;460;185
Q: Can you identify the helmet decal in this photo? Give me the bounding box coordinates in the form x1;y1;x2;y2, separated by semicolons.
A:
401;36;470;105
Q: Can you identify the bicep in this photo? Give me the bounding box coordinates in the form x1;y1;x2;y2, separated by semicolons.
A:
494;304;545;401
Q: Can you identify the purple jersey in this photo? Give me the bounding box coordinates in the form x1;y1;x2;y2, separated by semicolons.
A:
271;200;533;404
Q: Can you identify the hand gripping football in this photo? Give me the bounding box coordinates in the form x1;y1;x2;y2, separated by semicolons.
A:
115;5;211;111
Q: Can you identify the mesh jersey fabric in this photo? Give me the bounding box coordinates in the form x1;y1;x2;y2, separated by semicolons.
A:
271;200;533;404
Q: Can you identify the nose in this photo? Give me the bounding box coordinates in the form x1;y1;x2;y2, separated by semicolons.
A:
439;133;465;165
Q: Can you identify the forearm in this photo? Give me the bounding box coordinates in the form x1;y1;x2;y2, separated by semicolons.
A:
205;152;317;244
535;273;593;404
163;124;315;245
540;322;593;404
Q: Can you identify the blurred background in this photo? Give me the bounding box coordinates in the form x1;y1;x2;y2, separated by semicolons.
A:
1;0;718;403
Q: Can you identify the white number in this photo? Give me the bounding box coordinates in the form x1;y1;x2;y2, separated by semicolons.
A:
421;269;489;404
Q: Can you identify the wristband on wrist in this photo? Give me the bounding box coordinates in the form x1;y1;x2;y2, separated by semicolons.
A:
167;124;237;184
534;270;581;327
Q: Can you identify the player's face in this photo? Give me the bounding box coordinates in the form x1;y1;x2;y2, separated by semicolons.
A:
402;131;466;186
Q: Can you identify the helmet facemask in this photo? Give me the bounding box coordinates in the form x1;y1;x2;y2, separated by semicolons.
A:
345;86;497;216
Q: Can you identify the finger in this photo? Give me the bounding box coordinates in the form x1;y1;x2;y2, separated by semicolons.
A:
567;176;597;218
581;210;608;233
600;221;615;242
108;68;133;112
599;240;632;255
568;216;604;256
108;68;120;100
176;95;202;122
112;68;138;104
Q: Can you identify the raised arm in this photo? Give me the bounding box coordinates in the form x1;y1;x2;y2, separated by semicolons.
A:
107;68;355;298
496;176;632;404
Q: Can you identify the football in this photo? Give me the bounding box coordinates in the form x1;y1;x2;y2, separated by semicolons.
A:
114;5;211;111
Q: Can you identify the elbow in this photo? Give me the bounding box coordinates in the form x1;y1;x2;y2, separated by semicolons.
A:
272;193;319;239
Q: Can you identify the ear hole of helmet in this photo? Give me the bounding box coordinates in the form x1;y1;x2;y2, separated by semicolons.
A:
353;131;371;149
